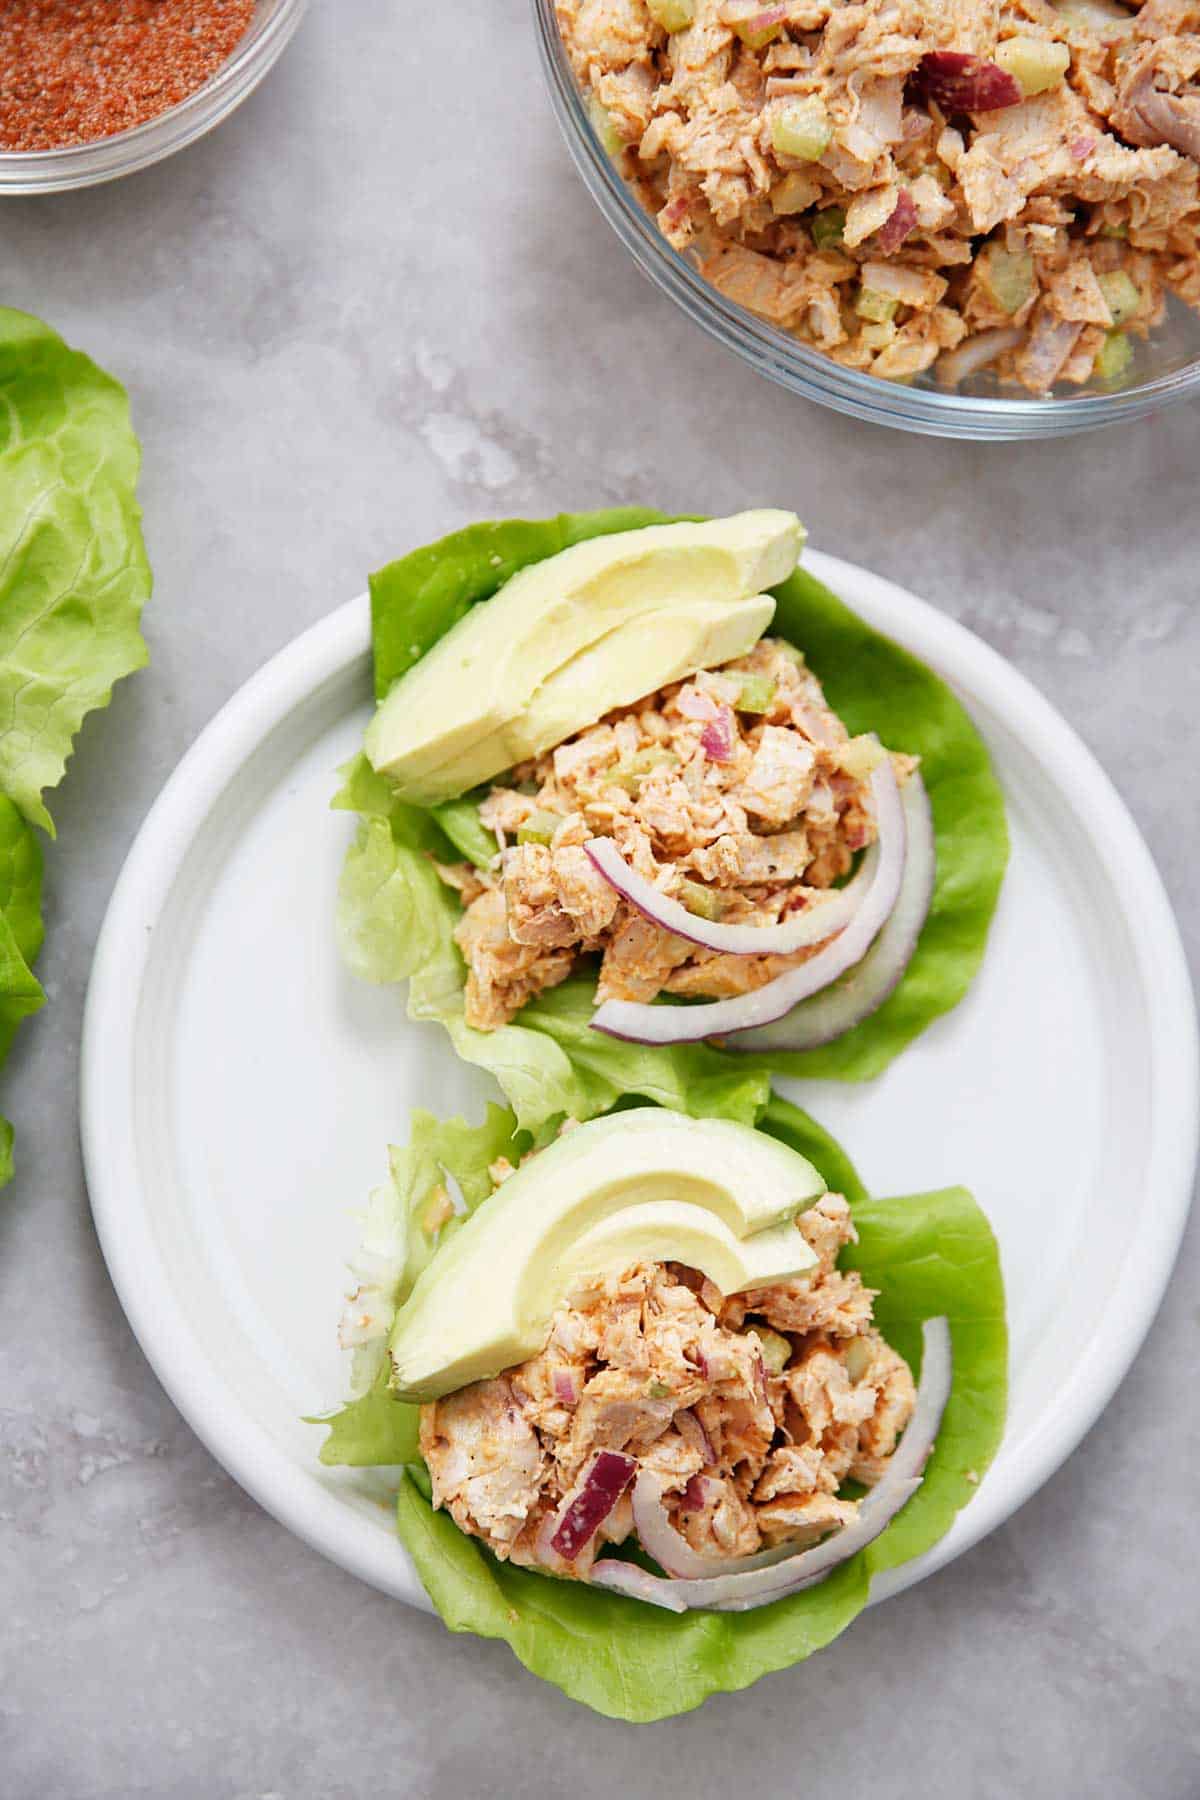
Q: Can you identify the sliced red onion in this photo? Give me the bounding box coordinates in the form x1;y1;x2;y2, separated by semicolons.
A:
582;776;884;957
550;1450;636;1562
630;1468;809;1579
876;187;917;254
725;771;934;1052
590;1318;951;1613
589;760;911;1045
911;50;1022;112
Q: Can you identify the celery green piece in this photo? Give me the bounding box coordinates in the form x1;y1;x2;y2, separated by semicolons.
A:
771;99;832;162
1098;270;1140;327
727;2;784;47
810;206;847;250
736;675;776;713
981;247;1035;316
856;287;899;324
748;1326;792;1373
678;879;727;922
860;320;897;351
587;95;622;158
771;172;819;216
995;35;1070;95
647;0;695;25
1094;329;1132;383
517;808;562;847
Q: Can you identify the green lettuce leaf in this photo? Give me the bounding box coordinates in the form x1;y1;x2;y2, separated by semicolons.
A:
340;509;1007;1107
332;1095;1005;1721
0;309;151;835
314;1102;527;1446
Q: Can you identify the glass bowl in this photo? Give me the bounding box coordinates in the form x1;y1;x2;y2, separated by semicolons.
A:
0;0;307;195
533;0;1200;440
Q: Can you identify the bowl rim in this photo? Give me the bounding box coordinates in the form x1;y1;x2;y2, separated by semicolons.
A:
532;0;1200;439
0;0;308;193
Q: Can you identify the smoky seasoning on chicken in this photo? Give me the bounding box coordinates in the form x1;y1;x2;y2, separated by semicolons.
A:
556;0;1200;391
444;633;907;1032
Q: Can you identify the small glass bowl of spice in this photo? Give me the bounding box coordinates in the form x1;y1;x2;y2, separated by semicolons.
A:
0;0;306;194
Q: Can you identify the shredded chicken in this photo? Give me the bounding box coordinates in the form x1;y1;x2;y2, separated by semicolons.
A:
442;637;910;1031
556;0;1200;393
419;1189;916;1575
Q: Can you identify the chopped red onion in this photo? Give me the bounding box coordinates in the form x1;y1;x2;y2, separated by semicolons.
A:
550;1450;636;1562
876;188;918;253
700;709;736;761
676;687;720;722
552;1370;580;1407
911;51;1022;112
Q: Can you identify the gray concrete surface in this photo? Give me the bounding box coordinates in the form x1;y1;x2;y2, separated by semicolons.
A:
2;2;1198;1794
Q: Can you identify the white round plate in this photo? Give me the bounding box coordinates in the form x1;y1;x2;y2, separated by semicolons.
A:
81;551;1198;1619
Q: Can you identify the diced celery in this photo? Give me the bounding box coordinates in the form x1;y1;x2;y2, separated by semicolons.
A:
771;99;832;162
748;1326;792;1374
605;749;680;792
678;879;727;922
645;1378;674;1399
995;35;1071;95
771;172;819;216
982;245;1035;315
736;675;776;712
1094;329;1133;383
860;319;897;350
727;3;784;48
776;642;807;668
1098;269;1140;326
587;95;623;158
837;734;887;780
517;808;562;846
647;0;695;26
845;1336;874;1383
810;205;847;250
1100;221;1129;240
855;286;899;323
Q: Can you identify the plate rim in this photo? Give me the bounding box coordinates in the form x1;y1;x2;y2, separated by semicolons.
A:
80;550;1200;1616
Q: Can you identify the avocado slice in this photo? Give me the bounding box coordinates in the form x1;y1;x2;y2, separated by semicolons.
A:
388;1109;824;1402
405;591;776;805
364;510;803;804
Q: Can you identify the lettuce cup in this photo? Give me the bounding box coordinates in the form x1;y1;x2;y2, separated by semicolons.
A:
335;509;1007;1138
316;1095;1007;1720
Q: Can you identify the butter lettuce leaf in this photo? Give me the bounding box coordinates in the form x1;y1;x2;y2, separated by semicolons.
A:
343;510;1006;1094
0;308;151;835
0;310;151;1184
331;1095;1005;1721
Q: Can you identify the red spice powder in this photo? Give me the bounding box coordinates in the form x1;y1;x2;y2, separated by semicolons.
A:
0;0;256;152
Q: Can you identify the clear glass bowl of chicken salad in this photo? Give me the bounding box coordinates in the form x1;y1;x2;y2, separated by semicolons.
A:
534;0;1200;439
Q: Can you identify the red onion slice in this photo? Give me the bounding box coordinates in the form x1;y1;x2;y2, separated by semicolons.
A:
590;1317;952;1613
589;759;909;1045
550;1450;636;1562
583;795;881;957
725;771;934;1052
630;1468;810;1579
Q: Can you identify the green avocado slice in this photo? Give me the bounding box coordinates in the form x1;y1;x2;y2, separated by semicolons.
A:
407;591;776;804
364;509;802;802
387;1108;824;1402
